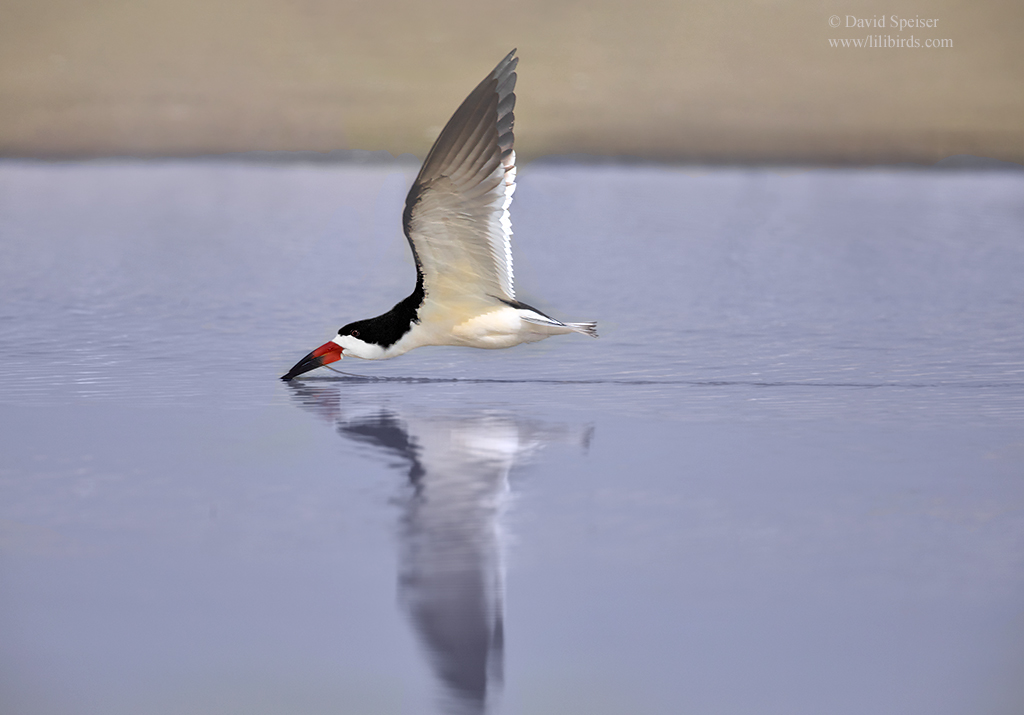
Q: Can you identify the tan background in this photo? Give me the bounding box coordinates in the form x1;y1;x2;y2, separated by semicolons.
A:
1;0;1021;163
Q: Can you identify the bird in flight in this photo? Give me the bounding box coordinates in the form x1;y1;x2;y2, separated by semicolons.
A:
282;49;597;381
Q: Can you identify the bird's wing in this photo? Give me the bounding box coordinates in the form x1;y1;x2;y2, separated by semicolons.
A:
402;49;518;309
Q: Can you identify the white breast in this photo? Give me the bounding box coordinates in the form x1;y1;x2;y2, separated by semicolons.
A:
360;304;558;358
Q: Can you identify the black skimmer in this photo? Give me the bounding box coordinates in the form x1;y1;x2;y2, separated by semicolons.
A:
282;50;597;381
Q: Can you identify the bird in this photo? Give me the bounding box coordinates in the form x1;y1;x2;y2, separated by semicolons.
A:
281;49;597;381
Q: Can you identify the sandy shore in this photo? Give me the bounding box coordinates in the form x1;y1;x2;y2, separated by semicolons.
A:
2;0;1021;164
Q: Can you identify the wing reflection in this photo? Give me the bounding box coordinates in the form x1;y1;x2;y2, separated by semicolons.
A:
286;382;591;715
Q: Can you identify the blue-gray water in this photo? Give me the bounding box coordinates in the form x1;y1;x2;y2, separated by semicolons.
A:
1;161;1023;714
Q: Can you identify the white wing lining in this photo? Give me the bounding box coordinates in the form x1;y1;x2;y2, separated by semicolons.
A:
402;50;519;307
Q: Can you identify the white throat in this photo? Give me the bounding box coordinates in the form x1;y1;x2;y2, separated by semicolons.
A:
332;334;387;360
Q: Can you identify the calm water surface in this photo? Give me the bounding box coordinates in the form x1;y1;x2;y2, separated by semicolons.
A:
1;161;1023;714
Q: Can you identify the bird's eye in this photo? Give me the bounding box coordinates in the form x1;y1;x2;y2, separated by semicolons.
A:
351;330;359;338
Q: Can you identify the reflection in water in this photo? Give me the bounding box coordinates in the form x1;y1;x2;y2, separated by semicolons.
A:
287;383;591;714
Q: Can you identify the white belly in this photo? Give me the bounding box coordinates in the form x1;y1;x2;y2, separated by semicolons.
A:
378;304;569;357
450;307;547;348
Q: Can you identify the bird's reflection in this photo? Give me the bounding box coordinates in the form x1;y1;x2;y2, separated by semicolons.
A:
287;381;591;715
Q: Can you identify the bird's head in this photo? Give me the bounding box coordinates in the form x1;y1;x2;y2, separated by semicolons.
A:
280;322;383;380
332;323;385;360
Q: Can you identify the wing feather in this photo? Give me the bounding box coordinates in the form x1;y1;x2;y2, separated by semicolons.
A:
403;50;519;306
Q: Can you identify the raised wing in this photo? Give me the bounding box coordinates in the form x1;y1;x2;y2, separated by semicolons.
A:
402;50;518;307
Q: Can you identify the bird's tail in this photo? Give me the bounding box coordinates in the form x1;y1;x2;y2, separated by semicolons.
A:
566;322;599;338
